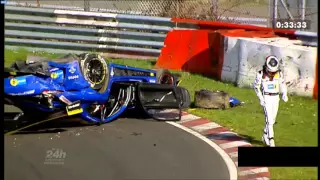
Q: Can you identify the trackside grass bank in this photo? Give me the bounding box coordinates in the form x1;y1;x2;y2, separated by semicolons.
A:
5;49;318;180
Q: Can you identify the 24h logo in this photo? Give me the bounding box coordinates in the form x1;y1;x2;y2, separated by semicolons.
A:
44;148;66;165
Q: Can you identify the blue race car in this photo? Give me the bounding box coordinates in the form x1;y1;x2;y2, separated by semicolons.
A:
4;53;191;125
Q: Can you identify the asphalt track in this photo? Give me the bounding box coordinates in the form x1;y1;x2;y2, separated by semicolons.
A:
5;106;231;180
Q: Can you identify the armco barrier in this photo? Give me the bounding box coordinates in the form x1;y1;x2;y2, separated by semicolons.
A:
155;29;318;99
5;5;173;58
7;1;269;27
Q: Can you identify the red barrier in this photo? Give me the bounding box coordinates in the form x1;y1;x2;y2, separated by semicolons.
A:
313;56;318;99
155;30;226;80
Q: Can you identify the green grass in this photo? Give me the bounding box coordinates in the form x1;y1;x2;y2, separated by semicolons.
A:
5;48;318;180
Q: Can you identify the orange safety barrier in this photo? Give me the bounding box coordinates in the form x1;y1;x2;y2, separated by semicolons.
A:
154;30;226;80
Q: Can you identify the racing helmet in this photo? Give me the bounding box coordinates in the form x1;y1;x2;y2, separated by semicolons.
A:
265;55;280;73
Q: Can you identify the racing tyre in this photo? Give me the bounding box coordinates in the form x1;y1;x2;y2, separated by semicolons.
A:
156;69;176;85
194;89;230;109
80;53;109;93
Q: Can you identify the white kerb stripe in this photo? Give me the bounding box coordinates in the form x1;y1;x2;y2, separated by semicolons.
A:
180;114;201;123
254;177;270;180
218;131;238;136
228;151;238;158
191;122;221;132
220;141;251;149
239;167;269;176
166;121;238;180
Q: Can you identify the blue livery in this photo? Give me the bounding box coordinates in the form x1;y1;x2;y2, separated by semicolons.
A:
4;53;190;124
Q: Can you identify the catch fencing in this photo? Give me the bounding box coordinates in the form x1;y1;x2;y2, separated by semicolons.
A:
7;0;270;27
7;0;319;33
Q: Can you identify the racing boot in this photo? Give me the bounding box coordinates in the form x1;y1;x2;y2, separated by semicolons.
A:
269;138;275;147
262;132;270;146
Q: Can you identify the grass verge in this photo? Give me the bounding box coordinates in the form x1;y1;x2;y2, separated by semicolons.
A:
5;49;318;180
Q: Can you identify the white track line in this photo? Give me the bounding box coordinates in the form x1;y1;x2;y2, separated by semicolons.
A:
239;167;269;176
228;151;238;158
191;122;222;132
220;141;251;149
167;121;238;180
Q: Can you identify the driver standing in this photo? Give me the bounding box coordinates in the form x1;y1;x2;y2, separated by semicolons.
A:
253;55;288;147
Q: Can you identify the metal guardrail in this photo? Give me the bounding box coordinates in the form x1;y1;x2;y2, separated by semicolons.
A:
5;5;174;57
294;31;318;47
5;5;317;58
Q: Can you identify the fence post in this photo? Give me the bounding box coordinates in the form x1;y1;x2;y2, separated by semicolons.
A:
84;0;90;11
272;0;278;28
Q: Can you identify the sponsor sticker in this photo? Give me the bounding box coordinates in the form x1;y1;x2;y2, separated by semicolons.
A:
68;75;79;80
69;66;76;74
268;84;274;89
66;100;83;116
49;68;59;72
51;72;58;79
51;70;63;79
10;77;27;86
149;79;156;83
8;90;35;96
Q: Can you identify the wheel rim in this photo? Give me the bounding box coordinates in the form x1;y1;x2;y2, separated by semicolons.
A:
86;59;106;85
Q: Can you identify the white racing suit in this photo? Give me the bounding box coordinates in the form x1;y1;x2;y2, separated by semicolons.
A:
253;70;288;147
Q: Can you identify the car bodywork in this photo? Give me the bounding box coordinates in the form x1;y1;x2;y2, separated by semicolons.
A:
4;54;191;124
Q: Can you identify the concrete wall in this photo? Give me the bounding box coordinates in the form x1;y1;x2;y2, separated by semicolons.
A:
222;37;317;97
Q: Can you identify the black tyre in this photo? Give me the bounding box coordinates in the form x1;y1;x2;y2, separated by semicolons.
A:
80;53;109;93
194;89;230;109
156;69;175;85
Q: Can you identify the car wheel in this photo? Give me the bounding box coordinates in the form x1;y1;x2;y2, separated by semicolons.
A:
156;69;175;85
194;89;230;109
80;53;109;93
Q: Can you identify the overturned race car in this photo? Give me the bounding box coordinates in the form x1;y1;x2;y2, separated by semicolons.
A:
4;53;191;125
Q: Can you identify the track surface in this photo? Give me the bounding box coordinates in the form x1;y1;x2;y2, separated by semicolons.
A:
5;108;230;180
